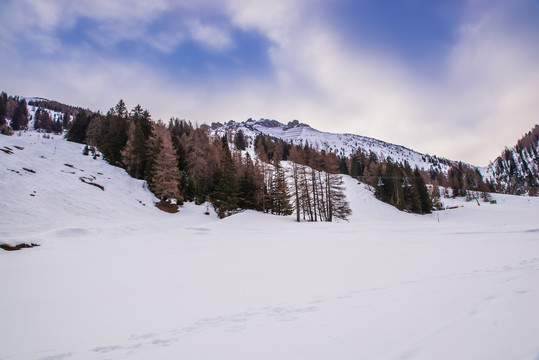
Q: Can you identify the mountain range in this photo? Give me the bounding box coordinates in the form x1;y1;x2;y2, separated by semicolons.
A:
3;94;539;196
205;118;539;195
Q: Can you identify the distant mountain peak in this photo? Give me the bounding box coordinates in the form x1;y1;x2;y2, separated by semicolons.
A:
206;117;456;174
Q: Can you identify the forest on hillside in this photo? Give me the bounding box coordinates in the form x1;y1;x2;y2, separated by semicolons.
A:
66;100;353;220
4;91;535;218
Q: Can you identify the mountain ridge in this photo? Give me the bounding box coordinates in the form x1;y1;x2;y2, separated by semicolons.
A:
205;117;458;173
5;94;539;196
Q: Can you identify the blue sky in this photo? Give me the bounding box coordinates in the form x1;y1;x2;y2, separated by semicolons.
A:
1;0;538;166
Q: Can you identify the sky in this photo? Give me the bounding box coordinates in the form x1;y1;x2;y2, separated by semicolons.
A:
1;0;538;166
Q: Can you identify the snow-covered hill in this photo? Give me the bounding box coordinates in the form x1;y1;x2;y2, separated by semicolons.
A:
208;118;539;195
0;132;218;246
10;95;539;194
481;125;539;194
207;118;454;172
2;131;539;360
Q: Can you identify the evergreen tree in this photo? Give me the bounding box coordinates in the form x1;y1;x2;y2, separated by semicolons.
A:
234;130;246;150
37;109;53;133
53;118;63;134
11;99;29;130
212;139;239;218
0;92;7;126
414;168;432;213
122;120;147;179
113;99;128;118
402;163;421;213
268;155;292;215
238;154;258;209
33;108;42;130
131;104;152;139
140;110;152;139
325;172;352;221
66;112;92;143
62;112;70;129
179;171;196;202
98;109;128;166
339;157;349;175
169;120;188;171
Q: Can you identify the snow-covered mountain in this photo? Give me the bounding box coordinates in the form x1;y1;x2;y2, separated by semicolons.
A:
207;118;539;194
481;125;539;194
206;118;455;173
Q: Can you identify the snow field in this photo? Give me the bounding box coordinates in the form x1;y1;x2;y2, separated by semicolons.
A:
1;132;539;360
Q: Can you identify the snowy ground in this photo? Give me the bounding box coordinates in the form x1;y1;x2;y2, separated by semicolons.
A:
1;132;539;360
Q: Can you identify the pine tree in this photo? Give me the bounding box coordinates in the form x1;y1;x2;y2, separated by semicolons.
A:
122;121;147;179
113;99;128;118
325;172;352;221
39;109;53;133
0;92;7;126
402;163;421;213
234;130;246;150
169;120;187;171
238;153;258;210
414;168;432;213
98;109;128;166
131;105;152;139
269;158;292;215
66;112;92;143
339;157;349;175
62;112;70;129
212;138;239;218
33;108;42;130
11;99;29;131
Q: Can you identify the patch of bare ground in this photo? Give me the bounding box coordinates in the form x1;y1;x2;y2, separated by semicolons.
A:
155;200;179;213
1;243;40;251
79;177;105;191
1;146;14;154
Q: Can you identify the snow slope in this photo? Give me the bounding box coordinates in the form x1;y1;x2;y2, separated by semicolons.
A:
209;119;453;172
1;132;539;360
480;125;539;193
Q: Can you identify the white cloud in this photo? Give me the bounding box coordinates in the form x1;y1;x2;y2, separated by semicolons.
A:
436;0;539;164
188;19;233;51
215;0;539;165
1;0;538;166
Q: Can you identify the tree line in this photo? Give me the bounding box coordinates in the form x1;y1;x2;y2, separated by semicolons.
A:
1;91;77;135
1;92;30;134
64;100;351;220
345;147;499;212
6;92;519;215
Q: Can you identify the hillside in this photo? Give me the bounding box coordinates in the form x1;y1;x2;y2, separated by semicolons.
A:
207;118;539;196
482;125;539;195
4;94;538;197
2;130;539;360
0;131;219;246
207;118;454;173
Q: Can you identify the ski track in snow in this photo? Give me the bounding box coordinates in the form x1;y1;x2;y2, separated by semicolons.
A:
1;132;539;360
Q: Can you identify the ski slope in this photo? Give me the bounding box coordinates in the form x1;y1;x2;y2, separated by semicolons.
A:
1;132;539;360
